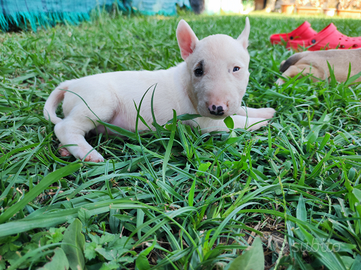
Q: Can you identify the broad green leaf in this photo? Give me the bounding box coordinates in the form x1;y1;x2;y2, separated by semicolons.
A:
95;247;128;261
224;116;234;129
196;162;211;177
296;195;307;222
61;219;85;270
38;248;69;270
319;133;331;151
84;242;98;260
352;188;361;202
136;239;156;269
99;261;120;270
136;209;145;240
135;254;150;270
227;237;264;270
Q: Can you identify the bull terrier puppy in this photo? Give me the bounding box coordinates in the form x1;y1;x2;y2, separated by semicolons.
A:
44;18;276;162
276;48;361;85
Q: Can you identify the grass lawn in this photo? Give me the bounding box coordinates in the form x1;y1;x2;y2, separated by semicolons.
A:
0;9;361;270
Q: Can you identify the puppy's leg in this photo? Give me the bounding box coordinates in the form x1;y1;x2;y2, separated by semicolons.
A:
236;107;276;119
55;99;118;162
232;115;270;131
196;115;270;132
54;117;105;162
54;85;120;162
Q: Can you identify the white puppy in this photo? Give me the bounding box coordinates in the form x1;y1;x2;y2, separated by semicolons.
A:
44;18;275;162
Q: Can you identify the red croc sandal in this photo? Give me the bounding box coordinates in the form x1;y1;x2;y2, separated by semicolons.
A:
270;21;317;45
288;23;361;51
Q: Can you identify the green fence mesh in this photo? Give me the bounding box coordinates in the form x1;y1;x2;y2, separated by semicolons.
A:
0;0;190;31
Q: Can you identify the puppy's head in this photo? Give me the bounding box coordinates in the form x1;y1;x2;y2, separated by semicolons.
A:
176;18;250;118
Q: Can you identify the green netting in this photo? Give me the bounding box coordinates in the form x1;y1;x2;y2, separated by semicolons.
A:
132;0;190;15
0;0;190;31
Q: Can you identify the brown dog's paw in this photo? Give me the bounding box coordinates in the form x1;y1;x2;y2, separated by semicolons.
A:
276;78;285;85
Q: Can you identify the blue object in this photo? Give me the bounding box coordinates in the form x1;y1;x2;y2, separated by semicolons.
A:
0;0;190;31
132;0;190;15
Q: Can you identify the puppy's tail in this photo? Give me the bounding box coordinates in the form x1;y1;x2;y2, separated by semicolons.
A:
280;52;306;73
43;81;73;125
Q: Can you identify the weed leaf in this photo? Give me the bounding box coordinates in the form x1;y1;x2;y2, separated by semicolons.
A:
61;218;85;270
38;248;70;270
227;237;264;270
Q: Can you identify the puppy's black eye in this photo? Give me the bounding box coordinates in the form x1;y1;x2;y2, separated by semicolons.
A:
194;67;203;77
233;66;240;72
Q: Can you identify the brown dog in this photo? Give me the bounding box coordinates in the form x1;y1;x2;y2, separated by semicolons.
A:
276;48;361;85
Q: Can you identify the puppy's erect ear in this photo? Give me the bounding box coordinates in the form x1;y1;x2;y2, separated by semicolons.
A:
176;20;199;60
237;17;250;49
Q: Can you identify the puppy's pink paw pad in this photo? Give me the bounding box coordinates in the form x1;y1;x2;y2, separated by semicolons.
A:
59;146;71;157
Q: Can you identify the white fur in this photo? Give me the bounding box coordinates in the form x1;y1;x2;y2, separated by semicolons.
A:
44;18;276;162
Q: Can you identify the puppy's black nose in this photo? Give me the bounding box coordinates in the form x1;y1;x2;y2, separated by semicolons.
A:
208;105;224;116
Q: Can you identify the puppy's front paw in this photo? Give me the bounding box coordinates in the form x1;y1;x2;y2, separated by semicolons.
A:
247;119;269;131
83;151;104;163
257;108;276;119
73;148;104;162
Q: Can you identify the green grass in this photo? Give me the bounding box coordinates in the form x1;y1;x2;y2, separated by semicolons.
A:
1;10;361;270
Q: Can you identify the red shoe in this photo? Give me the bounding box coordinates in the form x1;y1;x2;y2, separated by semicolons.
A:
270;21;317;45
288;23;361;51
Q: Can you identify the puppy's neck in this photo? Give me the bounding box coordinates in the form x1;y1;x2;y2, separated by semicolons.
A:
172;62;199;114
